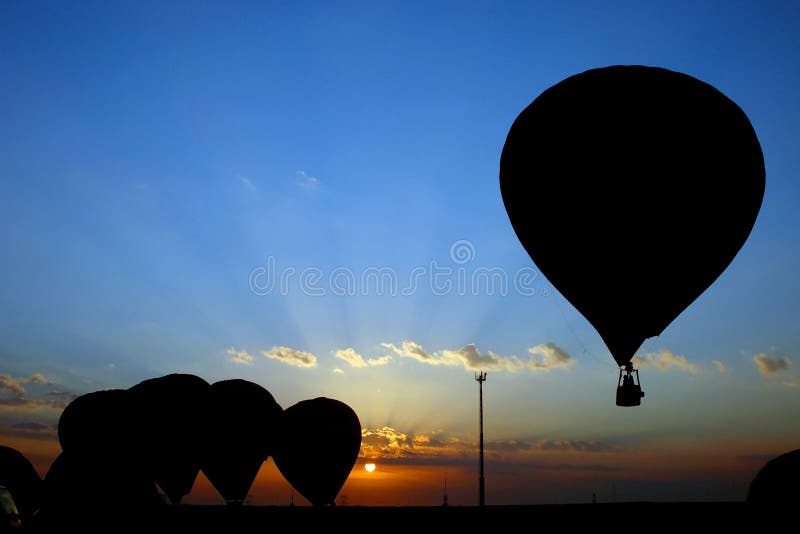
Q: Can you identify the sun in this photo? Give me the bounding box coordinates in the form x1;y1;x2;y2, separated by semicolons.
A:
364;463;376;473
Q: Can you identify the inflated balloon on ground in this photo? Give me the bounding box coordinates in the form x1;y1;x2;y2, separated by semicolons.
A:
200;379;283;505
129;373;210;505
273;397;361;506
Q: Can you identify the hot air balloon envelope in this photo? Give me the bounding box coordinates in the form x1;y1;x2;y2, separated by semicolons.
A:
500;65;764;369
273;397;361;506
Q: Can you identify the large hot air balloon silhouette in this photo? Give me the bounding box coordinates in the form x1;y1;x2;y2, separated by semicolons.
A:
500;65;764;405
200;379;283;505
49;389;160;523
129;373;210;504
58;389;135;454
42;451;161;525
273;397;361;506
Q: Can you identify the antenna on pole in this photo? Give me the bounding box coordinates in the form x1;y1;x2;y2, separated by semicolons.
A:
442;472;448;507
475;371;487;507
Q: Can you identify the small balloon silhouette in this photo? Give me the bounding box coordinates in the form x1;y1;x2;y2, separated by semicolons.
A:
273;397;361;506
0;446;41;516
747;449;800;504
200;379;283;505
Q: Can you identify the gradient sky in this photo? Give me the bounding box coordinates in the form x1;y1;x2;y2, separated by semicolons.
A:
2;1;799;505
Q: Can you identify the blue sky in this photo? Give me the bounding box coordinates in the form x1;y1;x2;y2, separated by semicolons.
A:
1;1;799;504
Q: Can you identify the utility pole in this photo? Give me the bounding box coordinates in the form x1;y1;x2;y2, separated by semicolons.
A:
475;371;487;507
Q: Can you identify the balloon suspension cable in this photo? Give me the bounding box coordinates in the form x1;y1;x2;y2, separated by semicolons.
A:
554;293;599;363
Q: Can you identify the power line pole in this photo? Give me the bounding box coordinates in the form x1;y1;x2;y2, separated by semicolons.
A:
475;371;487;507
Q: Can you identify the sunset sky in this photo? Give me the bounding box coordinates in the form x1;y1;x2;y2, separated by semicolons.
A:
2;2;800;505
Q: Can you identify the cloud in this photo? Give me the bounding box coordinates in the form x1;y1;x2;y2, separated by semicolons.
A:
381;341;574;373
27;373;53;385
712;360;729;373
0;422;57;441
527;343;575;371
782;379;800;388
753;353;792;376
334;348;392;368
441;344;526;372
381;341;449;366
0;391;76;410
361;427;468;460
11;421;52;431
533;439;619;453
227;347;254;366
0;373;58;399
632;349;697;374
332;368;345;374
45;390;77;408
359;426;620;468
296;170;319;189
487;439;618;453
0;374;26;397
366;355;392;366
262;346;318;368
238;175;256;191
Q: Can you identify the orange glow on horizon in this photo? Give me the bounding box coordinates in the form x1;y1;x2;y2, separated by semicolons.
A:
0;432;786;506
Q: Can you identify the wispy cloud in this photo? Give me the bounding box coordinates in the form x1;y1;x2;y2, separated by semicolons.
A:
0;373;56;398
359;425;620;467
0;421;57;441
334;348;392;368
487;439;619;453
753;353;792;376
0;373;76;411
0;374;26;397
527;343;575;371
238;175;256;191
227;347;254;366
441;344;525;372
262;346;318;368
28;373;54;385
380;341;574;373
381;341;448;366
712;360;729;373
295;170;319;189
632;349;697;374
332;368;345;375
